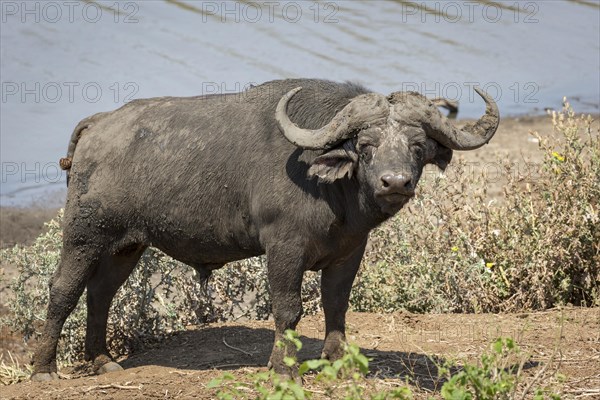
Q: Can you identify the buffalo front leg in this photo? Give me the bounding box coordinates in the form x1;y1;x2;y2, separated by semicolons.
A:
266;246;306;376
85;246;146;374
320;240;366;361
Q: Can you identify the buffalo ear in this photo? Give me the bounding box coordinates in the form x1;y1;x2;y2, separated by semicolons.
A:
425;139;453;171
308;140;358;183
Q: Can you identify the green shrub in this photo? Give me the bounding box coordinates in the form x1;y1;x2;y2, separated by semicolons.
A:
440;338;563;400
441;338;521;400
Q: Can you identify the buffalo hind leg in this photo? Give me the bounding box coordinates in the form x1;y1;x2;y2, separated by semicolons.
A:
31;241;105;381
265;245;305;377
320;240;366;361
85;245;146;374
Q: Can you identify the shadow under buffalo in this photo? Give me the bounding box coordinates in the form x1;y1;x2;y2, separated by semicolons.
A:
118;325;540;391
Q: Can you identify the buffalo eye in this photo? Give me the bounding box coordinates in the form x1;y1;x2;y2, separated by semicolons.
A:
410;143;425;161
358;143;374;163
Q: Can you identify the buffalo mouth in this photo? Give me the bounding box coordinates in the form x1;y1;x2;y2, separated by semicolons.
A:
374;192;413;215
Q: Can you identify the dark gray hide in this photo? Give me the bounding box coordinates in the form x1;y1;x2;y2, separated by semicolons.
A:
32;79;498;381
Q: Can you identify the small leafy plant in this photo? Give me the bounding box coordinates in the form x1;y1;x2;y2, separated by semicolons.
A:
440;337;563;400
208;333;563;400
441;338;520;400
207;330;413;400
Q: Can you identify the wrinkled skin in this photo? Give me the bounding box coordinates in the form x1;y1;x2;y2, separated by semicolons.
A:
31;79;496;381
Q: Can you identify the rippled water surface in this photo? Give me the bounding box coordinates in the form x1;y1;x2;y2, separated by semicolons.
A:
1;0;599;205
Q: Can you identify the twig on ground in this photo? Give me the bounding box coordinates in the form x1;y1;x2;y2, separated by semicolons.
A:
569;388;600;398
83;383;142;392
222;337;253;356
567;374;600;385
211;363;259;369
168;370;192;376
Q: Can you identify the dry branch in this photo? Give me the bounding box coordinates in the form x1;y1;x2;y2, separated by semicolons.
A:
83;383;142;392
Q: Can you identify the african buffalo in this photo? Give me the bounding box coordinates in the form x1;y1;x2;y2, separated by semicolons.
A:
32;79;498;381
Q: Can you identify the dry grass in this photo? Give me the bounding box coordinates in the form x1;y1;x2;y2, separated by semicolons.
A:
0;351;32;385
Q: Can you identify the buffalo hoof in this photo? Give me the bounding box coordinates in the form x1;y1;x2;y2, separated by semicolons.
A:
31;372;59;382
280;373;301;385
97;361;123;375
267;360;300;383
321;347;345;362
321;332;346;361
320;349;344;361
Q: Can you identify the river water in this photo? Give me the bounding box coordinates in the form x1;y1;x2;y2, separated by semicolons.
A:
1;0;599;206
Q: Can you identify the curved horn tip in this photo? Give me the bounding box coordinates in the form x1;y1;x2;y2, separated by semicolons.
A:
474;87;498;108
286;86;303;98
472;86;500;123
473;87;488;103
428;85;500;151
277;87;302;113
473;86;490;97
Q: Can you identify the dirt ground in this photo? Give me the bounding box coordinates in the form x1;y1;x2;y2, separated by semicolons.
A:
2;309;599;399
1;115;599;399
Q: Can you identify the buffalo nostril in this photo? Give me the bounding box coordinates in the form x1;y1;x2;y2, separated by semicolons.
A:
380;173;412;193
380;174;393;189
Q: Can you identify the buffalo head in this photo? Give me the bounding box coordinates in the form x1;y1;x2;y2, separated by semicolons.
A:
276;87;499;216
